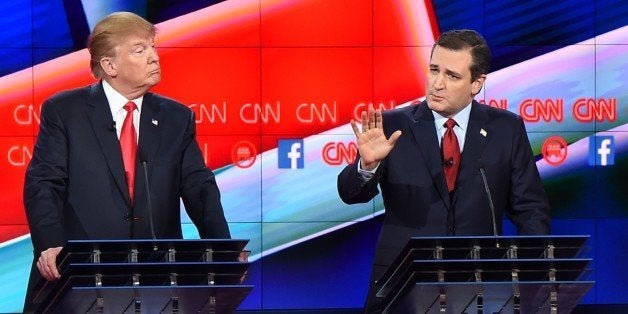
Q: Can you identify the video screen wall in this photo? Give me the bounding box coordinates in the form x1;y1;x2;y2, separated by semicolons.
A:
0;0;626;311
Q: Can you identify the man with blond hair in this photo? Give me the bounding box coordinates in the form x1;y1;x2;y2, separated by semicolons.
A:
23;12;230;312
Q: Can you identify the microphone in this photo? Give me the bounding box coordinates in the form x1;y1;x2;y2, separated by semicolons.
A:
139;152;157;246
443;158;454;167
478;159;499;247
109;121;116;132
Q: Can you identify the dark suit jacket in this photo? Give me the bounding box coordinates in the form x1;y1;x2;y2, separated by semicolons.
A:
337;100;551;311
23;82;230;310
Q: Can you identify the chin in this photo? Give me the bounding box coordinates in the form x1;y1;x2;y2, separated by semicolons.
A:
147;77;161;87
427;103;453;117
427;100;445;111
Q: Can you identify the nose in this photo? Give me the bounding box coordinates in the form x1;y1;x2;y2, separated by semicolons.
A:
432;73;444;90
148;46;159;63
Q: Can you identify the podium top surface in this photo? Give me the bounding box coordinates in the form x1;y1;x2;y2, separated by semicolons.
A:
51;239;250;272
64;238;249;253
404;235;589;249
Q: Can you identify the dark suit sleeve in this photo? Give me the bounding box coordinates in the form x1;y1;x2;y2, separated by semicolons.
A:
23;99;69;255
506;117;551;235
178;111;231;239
337;157;381;204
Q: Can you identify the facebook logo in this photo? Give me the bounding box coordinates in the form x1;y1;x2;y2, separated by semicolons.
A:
278;139;304;169
588;135;615;166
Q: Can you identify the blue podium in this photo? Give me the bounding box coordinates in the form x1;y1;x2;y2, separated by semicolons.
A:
375;236;593;313
33;239;252;313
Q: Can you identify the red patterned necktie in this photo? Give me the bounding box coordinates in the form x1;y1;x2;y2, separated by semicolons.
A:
120;101;137;203
442;118;461;192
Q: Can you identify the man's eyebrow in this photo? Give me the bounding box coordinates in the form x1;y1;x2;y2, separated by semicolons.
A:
444;68;462;77
130;40;148;47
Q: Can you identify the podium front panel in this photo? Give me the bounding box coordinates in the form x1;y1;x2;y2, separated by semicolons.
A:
376;236;594;314
383;281;594;314
42;285;253;313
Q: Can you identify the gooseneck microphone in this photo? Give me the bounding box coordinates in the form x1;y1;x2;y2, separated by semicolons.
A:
478;159;499;247
139;152;156;244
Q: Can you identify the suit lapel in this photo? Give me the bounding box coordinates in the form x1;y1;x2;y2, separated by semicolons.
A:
137;93;162;167
408;101;452;209
457;100;489;188
86;82;130;206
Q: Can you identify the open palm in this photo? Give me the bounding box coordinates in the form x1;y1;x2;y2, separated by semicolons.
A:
351;106;402;171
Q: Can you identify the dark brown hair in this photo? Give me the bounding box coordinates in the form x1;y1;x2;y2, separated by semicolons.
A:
431;29;491;82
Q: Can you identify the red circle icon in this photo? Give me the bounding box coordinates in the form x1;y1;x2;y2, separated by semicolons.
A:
541;136;568;166
231;140;257;168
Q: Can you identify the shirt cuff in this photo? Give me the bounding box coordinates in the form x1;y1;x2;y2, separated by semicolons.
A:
357;158;378;182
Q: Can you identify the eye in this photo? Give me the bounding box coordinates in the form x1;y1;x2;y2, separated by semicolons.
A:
133;45;147;54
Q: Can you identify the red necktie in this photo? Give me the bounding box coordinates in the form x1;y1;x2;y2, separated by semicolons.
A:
442;118;461;192
120;101;137;203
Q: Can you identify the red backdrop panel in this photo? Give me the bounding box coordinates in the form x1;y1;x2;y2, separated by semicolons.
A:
154;47;262;137
0;137;33;226
261;0;373;46
260;47;373;144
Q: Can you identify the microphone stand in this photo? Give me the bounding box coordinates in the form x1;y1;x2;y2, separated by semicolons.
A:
478;160;499;248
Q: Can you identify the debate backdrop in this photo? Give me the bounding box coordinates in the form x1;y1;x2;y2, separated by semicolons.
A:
0;0;626;311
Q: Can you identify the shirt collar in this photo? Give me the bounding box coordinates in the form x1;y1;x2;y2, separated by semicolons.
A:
432;101;473;132
102;80;144;114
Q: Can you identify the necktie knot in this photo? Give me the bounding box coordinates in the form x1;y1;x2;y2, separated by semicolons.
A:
124;101;137;113
445;118;456;130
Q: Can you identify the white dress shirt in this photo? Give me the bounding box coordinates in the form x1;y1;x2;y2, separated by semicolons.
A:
102;80;143;142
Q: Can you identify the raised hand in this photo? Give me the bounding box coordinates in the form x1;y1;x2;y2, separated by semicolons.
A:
350;105;402;171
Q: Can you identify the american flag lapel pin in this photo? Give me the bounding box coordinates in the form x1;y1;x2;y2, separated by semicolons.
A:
480;128;487;137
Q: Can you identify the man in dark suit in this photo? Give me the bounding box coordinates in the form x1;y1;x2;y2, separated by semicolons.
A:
337;29;551;312
23;12;230;312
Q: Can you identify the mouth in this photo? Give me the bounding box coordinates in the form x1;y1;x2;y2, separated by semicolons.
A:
430;93;445;102
148;69;161;76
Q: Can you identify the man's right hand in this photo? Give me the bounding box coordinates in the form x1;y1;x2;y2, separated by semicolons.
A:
350;105;402;171
37;246;63;281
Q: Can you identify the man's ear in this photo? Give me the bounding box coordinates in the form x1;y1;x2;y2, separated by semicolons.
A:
99;57;116;77
472;74;486;95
